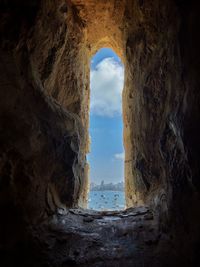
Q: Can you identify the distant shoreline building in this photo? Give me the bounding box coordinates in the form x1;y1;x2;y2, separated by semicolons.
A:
90;181;124;191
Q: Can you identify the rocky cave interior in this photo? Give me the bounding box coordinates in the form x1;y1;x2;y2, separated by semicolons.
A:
0;0;200;266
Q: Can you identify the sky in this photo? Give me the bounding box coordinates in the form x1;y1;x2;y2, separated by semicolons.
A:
87;48;125;185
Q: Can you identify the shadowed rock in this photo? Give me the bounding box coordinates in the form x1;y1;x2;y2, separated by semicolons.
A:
0;0;200;266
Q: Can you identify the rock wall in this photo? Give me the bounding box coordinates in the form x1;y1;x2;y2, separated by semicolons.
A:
0;0;200;266
0;1;89;252
123;0;200;218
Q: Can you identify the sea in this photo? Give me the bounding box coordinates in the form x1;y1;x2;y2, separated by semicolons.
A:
88;190;125;211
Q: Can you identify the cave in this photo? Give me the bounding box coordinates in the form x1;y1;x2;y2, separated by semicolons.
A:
0;0;200;266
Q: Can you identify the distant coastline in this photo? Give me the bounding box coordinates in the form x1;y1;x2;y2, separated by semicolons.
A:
90;180;124;191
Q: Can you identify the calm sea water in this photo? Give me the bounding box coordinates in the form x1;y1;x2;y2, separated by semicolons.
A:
88;190;125;211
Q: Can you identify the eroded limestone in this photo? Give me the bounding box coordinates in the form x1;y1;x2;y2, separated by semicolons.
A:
0;0;200;266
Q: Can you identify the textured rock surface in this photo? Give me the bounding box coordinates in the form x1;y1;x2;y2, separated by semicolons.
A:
0;0;200;266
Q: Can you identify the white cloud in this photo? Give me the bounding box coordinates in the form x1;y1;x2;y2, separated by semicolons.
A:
90;57;124;117
114;152;125;160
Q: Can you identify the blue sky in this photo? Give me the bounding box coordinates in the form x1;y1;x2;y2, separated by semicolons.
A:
88;48;124;184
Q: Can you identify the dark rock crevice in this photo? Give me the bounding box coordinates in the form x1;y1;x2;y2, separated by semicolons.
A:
0;0;200;266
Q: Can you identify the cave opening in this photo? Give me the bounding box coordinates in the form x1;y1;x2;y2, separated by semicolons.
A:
87;48;125;211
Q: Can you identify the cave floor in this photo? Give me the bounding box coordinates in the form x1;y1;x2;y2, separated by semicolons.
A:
32;206;173;267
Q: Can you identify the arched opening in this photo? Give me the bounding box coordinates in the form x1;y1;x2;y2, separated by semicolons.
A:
87;48;125;211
